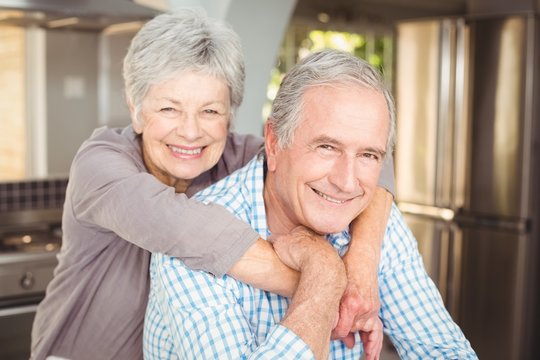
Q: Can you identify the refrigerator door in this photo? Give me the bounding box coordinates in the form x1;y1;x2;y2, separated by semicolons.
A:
458;226;526;360
403;212;527;360
395;19;469;210
395;14;539;360
466;17;529;219
395;20;441;207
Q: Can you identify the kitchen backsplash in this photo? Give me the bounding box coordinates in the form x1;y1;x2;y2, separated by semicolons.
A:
0;178;68;212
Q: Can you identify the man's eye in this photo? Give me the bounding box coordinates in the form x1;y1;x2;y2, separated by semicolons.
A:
360;153;380;162
203;109;218;115
315;144;339;157
319;144;335;151
160;107;175;112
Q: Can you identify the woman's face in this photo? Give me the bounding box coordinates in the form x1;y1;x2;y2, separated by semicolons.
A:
132;71;231;192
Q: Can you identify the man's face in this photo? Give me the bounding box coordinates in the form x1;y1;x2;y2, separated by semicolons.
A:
264;84;389;235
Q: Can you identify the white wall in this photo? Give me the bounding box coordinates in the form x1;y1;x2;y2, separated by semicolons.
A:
46;30;100;177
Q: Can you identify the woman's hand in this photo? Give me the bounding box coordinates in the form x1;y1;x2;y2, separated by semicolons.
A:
331;280;383;359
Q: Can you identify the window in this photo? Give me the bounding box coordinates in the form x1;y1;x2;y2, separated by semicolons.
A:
0;25;26;180
263;23;393;121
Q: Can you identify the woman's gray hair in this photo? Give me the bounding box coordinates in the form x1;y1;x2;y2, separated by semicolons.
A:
123;8;245;125
269;49;396;154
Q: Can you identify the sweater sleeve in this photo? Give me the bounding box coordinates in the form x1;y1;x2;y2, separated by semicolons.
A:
69;127;259;276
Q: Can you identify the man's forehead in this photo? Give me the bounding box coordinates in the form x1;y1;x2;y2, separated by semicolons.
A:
291;85;389;150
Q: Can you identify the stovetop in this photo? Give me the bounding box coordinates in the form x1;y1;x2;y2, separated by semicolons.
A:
0;210;62;303
0;228;61;255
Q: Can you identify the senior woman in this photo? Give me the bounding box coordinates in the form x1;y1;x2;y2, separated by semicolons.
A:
31;9;394;360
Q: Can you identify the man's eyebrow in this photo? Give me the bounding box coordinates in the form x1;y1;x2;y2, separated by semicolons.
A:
311;135;342;146
312;135;387;157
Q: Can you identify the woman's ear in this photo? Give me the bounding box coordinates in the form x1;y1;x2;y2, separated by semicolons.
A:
127;99;143;134
264;120;278;172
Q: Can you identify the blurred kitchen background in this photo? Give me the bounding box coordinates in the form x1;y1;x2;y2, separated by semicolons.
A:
1;0;539;359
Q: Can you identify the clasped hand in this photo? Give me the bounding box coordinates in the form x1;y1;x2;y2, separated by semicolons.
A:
270;226;383;360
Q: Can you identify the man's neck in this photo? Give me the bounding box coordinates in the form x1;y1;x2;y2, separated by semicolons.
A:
263;175;297;236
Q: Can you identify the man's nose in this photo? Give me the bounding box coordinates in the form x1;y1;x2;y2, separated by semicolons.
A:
328;155;358;193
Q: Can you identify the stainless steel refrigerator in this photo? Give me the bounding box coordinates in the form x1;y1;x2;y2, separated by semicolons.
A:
394;14;540;360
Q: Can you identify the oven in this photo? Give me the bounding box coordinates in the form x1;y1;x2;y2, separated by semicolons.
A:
0;210;61;360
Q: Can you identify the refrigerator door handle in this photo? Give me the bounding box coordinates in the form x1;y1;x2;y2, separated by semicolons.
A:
397;202;455;221
453;212;530;233
452;19;469;210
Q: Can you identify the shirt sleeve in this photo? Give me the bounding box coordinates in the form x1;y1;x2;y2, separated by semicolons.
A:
378;151;395;197
69;128;259;276
146;254;314;360
378;205;478;359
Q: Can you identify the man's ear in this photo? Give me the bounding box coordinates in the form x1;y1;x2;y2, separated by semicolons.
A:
264;120;278;172
127;98;143;134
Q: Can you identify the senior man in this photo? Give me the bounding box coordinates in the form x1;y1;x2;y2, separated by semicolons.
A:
144;49;477;359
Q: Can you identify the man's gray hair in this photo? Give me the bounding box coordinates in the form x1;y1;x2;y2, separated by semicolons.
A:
269;49;396;154
123;8;245;125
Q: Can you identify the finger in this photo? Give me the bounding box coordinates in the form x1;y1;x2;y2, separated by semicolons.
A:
360;331;372;358
354;315;374;332
362;332;382;360
334;303;354;338
360;320;383;360
341;332;356;349
371;321;384;360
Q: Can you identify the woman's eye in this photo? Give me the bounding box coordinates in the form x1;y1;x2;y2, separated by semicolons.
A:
160;107;175;112
203;109;219;115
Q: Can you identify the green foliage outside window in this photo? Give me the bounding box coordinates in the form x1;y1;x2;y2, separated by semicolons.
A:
263;27;393;121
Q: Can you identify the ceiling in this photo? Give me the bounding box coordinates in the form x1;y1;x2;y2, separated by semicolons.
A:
0;0;158;31
0;0;469;31
293;0;468;24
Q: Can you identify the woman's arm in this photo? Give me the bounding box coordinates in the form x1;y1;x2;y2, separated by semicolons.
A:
331;186;393;359
228;234;300;297
71;127;262;277
227;187;392;301
74;128;392;303
343;186;393;318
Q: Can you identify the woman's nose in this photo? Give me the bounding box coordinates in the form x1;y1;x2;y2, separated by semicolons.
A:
176;113;202;141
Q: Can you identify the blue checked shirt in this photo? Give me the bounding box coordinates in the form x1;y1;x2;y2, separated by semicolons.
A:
144;155;478;359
